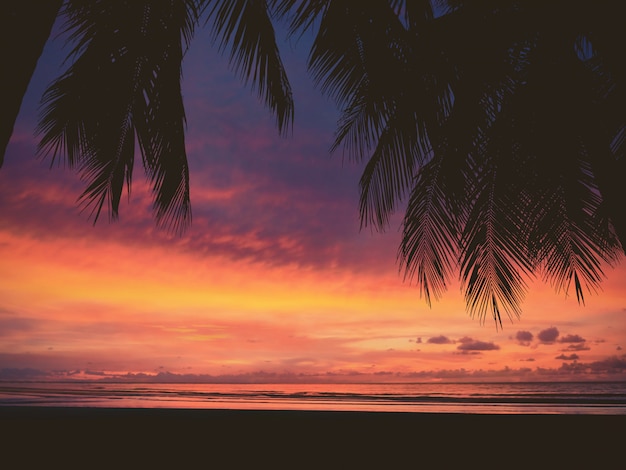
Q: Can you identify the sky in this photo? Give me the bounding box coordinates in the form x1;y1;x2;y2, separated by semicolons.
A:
1;15;625;384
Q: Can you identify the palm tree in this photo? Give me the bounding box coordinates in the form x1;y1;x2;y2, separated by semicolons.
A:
273;0;625;326
2;0;293;233
2;0;623;326
0;1;63;165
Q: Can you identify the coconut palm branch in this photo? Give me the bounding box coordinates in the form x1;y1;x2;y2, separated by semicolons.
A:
277;0;624;325
434;1;622;323
204;0;294;135
400;154;463;310
0;1;63;166
4;0;624;325
278;0;448;229
37;0;199;233
34;0;294;232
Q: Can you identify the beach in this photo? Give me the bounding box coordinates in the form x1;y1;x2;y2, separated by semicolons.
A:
2;406;624;465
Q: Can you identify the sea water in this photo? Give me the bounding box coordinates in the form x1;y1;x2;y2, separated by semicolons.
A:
1;381;625;414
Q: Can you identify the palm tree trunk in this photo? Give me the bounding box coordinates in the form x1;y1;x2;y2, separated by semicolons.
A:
0;0;62;166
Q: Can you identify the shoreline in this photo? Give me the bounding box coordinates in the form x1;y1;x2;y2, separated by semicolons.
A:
4;404;624;426
2;404;626;416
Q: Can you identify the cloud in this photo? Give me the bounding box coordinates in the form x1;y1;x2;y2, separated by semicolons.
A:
558;356;626;375
0;314;39;336
556;334;589;352
515;330;533;345
0;47;376;276
555;354;579;361
537;327;559;343
3;352;626;383
0;121;390;276
559;334;586;343
456;337;500;353
427;335;453;345
0;367;48;380
562;343;590;352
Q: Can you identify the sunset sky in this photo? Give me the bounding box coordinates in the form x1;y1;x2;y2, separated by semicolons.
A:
1;17;625;384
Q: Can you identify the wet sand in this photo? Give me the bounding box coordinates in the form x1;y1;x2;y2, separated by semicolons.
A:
2;406;623;465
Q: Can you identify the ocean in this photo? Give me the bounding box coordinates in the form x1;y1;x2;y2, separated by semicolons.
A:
1;381;625;414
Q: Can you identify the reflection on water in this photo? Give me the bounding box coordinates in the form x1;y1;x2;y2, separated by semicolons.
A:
1;381;625;415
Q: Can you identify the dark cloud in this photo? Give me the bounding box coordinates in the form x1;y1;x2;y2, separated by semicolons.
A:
515;330;533;345
537;327;559;343
0;30;387;277
555;354;579;361
427;335;453;345
456;337;500;352
3;355;626;384
0;367;48;380
0;314;39;336
559;334;586;343
558;356;626;375
562;343;590;352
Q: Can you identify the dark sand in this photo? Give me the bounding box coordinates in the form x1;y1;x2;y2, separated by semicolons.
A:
2;407;623;465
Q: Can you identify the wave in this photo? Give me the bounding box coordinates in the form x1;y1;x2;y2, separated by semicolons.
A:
2;381;625;414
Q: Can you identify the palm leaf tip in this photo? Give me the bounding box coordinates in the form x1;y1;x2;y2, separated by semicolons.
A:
206;0;294;136
36;0;198;231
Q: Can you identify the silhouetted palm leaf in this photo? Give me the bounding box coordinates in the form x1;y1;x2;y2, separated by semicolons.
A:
447;0;622;323
287;0;447;229
278;0;624;325
33;0;295;233
37;0;198;233
4;0;625;326
400;155;462;309
204;0;293;135
0;1;63;166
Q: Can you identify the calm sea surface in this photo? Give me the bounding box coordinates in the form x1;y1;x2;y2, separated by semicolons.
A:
1;381;625;415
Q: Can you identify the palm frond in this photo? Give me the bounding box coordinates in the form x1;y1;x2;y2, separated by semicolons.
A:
510;16;622;299
531;185;603;303
306;1;450;231
582;8;626;253
459;159;532;327
205;0;293;135
37;0;198;232
271;0;328;38
135;0;197;233
306;1;406;108
357;107;428;230
0;1;63;167
330;86;387;163
528;152;620;303
399;154;462;307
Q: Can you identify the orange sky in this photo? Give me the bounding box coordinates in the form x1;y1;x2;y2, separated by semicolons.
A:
0;21;624;383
